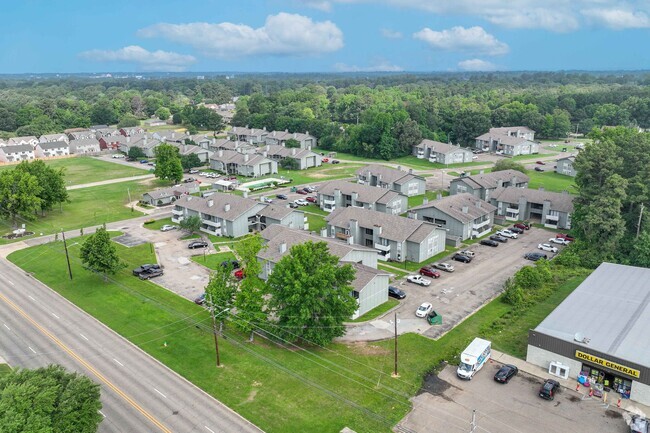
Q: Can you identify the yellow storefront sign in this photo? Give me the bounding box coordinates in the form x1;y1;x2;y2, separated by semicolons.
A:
575;350;640;378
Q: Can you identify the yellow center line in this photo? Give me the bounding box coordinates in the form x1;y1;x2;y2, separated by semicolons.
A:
0;292;172;433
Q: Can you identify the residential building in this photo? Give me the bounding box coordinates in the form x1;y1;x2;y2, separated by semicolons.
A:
449;169;529;201
408;193;496;241
8;136;39;146
257;144;322;170
188;134;214;149
153;130;189;144
264;130;317;149
474;126;538;155
227;126;268;144
555;156;577;177
258;225;385;319
209;149;277;177
141;182;200;206
490;187;574;229
34;141;70;158
527;263;650;406
413;139;473;164
66;130;96;141
172;143;212;163
119;126;145;137
117;134;162;157
209;139;256;154
69;138;101;154
0;144;35;163
325;207;446;263
356;164;426;197
99;135;126;151
316;179;408;214
171;193;303;238
39;133;69;144
144;118;167;127
93;128;120;139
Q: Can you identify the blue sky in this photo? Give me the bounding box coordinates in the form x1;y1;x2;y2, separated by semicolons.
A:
2;0;650;73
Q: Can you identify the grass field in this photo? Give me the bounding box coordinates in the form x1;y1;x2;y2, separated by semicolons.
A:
8;238;588;433
305;213;328;234
0;157;149;186
377;263;409;280
407;190;443;209
0;364;11;377
350;299;399;323
526;170;578;193
191;251;237;270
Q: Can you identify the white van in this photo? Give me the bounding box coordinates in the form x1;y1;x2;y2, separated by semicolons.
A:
457;338;491;380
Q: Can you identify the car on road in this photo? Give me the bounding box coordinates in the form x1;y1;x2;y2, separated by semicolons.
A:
452;253;472;263
415;302;433;318
194;293;206;305
220;260;240;269
490;235;508;243
494;364;518;384
459;250;475;257
536;161;546;165
513;222;531;230
480;239;499;247
538;243;558;253
276;194;288;200
331;160;340;164
548;237;570;245
556;233;575;242
539;379;560;400
112;154;125;159
407;275;431;286
434;262;455;272
509;226;524;234
160;224;177;232
188;241;209;249
184;177;196;183
524;252;548;261
294;199;309;206
140;159;149;164
289;202;299;208
306;196;317;203
189;169;199;174
388;286;406;299
139;268;164;280
261;197;273;203
295;189;308;195
534;166;544;172
419;267;441;278
132;264;161;276
496;229;518;239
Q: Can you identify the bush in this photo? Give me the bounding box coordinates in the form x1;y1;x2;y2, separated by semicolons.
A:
514;265;544;290
502;284;525;307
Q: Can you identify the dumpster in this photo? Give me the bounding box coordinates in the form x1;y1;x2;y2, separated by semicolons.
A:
290;186;297;192
427;310;442;325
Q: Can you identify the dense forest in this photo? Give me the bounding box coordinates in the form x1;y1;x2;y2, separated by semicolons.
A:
2;72;650;160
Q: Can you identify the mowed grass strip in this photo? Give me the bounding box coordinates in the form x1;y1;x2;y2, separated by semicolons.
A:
191;251;237;270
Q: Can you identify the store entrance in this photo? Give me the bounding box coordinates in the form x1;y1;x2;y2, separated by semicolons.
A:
581;363;632;399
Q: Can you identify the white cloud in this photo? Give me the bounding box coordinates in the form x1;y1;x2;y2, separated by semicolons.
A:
333;60;404;72
79;45;195;72
458;58;498;71
413;26;509;55
295;0;332;11
381;28;403;39
582;8;650;29
138;13;344;58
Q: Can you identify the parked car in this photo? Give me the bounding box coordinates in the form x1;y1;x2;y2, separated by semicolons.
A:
289;202;299;208
524;252;548;261
294;199;309;206
419;267;441;278
139;268;164;280
538;243;558;253
306;196;317;203
188;241;209;249
220;260;240;269
234;269;245;279
536;161;546;165
548;237;570;245
496;229;518;239
296;189;308;195
276;194;288;200
509;226;524;234
388;286;406;299
262;197;273;203
513;222;531;230
490;235;508;243
434;262;455;272
112;154;125;159
331;160;340;164
459;250;475;257
452;253;472;263
415;302;433;318
539;379;560;400
322;158;329;163
534;166;544;172
304;186;316;192
494;364;518;384
132;264;160;276
480;239;499;247
183;177;196;183
194;293;206;305
140;159;149;164
189;169;199;174
160;224;177;232
407;275;431;286
556;233;575;242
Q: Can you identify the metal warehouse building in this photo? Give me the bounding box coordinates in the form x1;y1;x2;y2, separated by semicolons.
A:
527;262;650;406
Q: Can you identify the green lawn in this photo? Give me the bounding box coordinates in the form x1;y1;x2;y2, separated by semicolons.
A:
350;299;399;323
407;190;444;209
142;217;175;231
191;251;237;270
376;263;409;280
306;213;328;234
0;157;149;186
0;178;167;244
526;170;578;193
0;364;12;378
401;246;456;272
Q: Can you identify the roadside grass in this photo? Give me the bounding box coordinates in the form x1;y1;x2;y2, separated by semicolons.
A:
377;264;409;280
306;214;327;234
526;170;578;193
0;179;166;244
142;217;175;231
402;247;456;272
191;251;237;270
303;204;328;216
349;299;399;323
0;157;148;186
0;364;12;377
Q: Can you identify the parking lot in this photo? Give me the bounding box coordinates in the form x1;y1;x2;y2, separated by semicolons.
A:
398;363;628;433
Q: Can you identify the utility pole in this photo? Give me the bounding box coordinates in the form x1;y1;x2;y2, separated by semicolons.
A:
207;293;222;367
61;230;73;280
636;203;645;239
392;312;399;378
469;409;477;433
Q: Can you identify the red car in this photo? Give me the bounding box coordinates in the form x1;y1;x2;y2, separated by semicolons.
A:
322;158;329;163
419;267;441;278
536;161;546;165
306;196;317;203
234;269;245;279
514;222;531;230
295;189;308;195
556;233;575;242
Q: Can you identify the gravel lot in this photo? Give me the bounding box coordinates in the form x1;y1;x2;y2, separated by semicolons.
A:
398;363;628;433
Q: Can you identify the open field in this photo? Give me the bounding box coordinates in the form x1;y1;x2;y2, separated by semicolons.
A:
350;299;399;323
0;157;149;186
526;170;578;193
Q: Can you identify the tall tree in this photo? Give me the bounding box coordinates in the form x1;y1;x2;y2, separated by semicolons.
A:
204;262;238;329
153;143;183;183
179;215;202;235
79;226;125;281
266;241;357;345
155;107;171;121
180;153;201;171
0;169;43;225
233;234;267;340
127;146;146;160
16;160;69;214
492;159;527;174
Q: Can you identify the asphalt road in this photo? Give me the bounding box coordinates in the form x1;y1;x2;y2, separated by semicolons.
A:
0;258;262;433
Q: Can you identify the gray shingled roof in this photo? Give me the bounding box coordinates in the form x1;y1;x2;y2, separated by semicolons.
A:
318;180;402;205
38;141;69;150
535;262;650;368
416;139;471;155
210;149;271;167
410;193;496;224
229;126;267;137
325;207;440;243
453;169;530;190
489;126;534;135
259;144;316;159
258;204;299;220
39;133;68;141
144;182;199;200
356;164;420;185
175;193;263;220
491;187;574;213
557;156;575;163
8;136;37;144
344;262;390;292
266;130;314;142
2;144;34;153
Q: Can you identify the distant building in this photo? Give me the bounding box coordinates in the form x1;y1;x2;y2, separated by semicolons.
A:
449;169;529;201
34;141;70;158
356;164;426;197
8;136;39;146
0;144;35;163
413;139;473;164
316;179;407;214
227;126;268;145
39;133;69;144
489;187;574;229
141;182;200;206
555;156;577;177
475;126;538;155
257;144;322;170
209;149;277;177
69;138;101;155
264;130;317;149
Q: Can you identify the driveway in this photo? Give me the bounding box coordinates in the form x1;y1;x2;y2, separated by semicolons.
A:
398;364;628;433
340;227;564;342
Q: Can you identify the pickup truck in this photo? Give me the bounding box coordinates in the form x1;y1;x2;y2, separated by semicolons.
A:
407;275;431;286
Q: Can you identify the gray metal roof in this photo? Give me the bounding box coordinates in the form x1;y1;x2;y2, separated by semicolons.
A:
491;187;574;213
535;262;650;368
410;193;496;224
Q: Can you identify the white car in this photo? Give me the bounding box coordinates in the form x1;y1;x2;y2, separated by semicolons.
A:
294;199;309;206
160;224;177;232
304;186;316;193
262;197;273;203
538;243;558;253
407;275;431;286
548;237;570;245
111;154;125;159
434;262;455;272
459;250;475;257
415;302;433;318
497;229;518;239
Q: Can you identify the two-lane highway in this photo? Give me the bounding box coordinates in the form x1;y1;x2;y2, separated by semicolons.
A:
0;258;262;433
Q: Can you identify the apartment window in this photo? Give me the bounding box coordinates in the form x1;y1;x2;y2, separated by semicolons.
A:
408;182;419;195
392;201;402;214
427;236;437;255
434;218;447;226
365;228;373;235
456;184;468;193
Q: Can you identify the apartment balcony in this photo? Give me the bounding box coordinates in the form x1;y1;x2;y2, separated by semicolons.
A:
171;215;183;224
545;214;559;222
201;225;221;236
428;156;437;163
172;208;184;216
416;151;425;159
374;243;391;252
323;198;336;205
202;219;221;229
472;219;490;230
472;225;491;238
544;221;559;229
324;205;336;213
